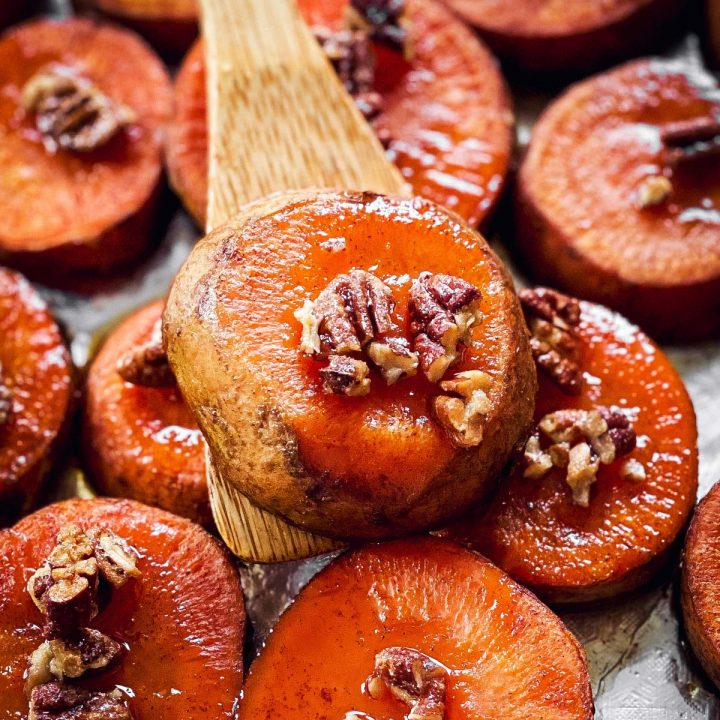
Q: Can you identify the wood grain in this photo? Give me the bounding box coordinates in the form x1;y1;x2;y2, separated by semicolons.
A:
199;0;405;562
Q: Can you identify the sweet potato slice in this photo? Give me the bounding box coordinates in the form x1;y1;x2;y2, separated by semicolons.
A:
166;0;513;229
238;537;593;719
440;0;684;73
0;18;172;276
682;479;720;689
84;301;209;526
516;58;720;342
164;190;536;539
0;497;245;717
0;267;73;525
83;0;198;58
446;294;698;602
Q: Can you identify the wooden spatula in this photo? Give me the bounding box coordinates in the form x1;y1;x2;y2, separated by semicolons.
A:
198;0;408;563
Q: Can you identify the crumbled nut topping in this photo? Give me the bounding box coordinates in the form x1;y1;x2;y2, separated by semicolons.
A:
22;65;135;154
0;361;11;427
27;629;123;691
636;175;672;208
433;370;492;448
295;270;418;395
29;682;131;720
524;408;640;506
519;288;582;395
409;273;482;384
622;457;647;482
366;647;447;720
87;527;141;589
349;0;408;52
116;318;175;388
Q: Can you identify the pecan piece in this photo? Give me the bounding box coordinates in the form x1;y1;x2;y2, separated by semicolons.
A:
366;647;447;720
525;407;640;506
0;361;11;427
87;527;141;589
22;65;135;153
409;272;482;383
635;174;672;208
27;629;123;692
432;370;492;448
116;319;175;388
660;117;720;150
350;0;408;52
367;336;418;385
319;355;371;397
29;682;131;720
519;287;582;395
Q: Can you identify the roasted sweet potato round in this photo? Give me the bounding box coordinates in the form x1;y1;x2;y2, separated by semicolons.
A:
0;266;73;525
0;497;245;718
84;301;209;526
441;0;684;73
446;292;698;602
238;537;593;719
0;18;172;275
164;190;536;540
682;479;720;689
166;0;513;229
82;0;198;58
516;58;720;342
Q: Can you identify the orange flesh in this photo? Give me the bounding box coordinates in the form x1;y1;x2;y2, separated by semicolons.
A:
0;498;245;719
208;193;518;497
447;300;698;595
85;301;208;525
520;59;720;291
0;267;72;521
92;0;197;21
0;19;171;255
238;537;593;719
167;0;512;228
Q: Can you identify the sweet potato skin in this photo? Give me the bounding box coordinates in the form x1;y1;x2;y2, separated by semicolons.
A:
0;267;73;525
516;59;720;342
0;18;172;275
0;497;245;718
164;190;536;540
238;537;593;719
682;480;720;689
84;301;210;526
442;0;685;73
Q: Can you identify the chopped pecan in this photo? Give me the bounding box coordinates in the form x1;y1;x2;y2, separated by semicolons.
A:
116;319;175;388
22;65;135;154
366;647;446;720
409;272;482;383
524;407;640;506
622;457;647;482
0;361;11;427
29;682;131;720
349;0;408;52
26;629;123;691
432;370;492;448
295;270;418;394
319;355;371;396
87;527;140;589
635;174;672;208
519;287;582;395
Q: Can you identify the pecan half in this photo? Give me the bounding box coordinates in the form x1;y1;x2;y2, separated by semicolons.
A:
433;370;492;448
116;318;175;388
22;65;135;154
295;270;418;394
349;0;408;52
29;683;131;720
519;287;582;395
524;407;640;506
27;629;123;692
409;272;482;383
366;647;447;720
0;361;11;427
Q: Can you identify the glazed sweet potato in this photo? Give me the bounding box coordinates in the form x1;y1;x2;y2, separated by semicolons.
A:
238;537;593;719
82;0;198;58
166;0;513;229
682;479;720;689
0;497;245;718
516;58;720;341
0;18;172;276
441;0;684;73
0;267;73;525
84;301;209;526
164;190;536;539
447;291;698;602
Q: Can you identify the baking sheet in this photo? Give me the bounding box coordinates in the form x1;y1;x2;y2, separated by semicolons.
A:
34;1;720;717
